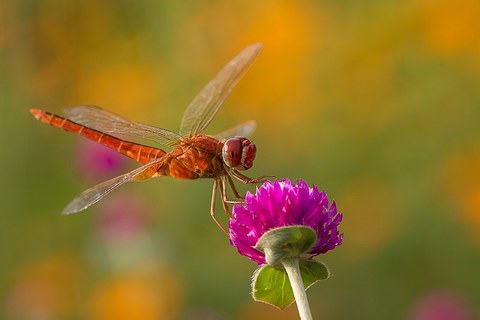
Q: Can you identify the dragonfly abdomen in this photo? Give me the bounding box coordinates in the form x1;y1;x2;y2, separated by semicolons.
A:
30;109;166;164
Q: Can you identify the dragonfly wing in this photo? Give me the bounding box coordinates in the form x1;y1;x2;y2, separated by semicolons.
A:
179;43;263;137
64;105;182;146
214;120;256;140
62;158;163;214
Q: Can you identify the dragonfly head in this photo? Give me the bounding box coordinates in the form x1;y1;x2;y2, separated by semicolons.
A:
222;137;256;171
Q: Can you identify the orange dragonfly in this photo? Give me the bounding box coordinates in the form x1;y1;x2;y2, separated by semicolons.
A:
30;43;266;233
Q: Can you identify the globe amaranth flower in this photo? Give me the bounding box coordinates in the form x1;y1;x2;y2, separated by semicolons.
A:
229;179;343;265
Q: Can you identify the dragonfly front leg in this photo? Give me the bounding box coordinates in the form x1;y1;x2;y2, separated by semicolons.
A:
211;179;228;235
231;169;272;185
226;174;243;200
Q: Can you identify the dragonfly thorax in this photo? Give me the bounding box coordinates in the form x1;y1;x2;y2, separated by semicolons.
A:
222;137;256;171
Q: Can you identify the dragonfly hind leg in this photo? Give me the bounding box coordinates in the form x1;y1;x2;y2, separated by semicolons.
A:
226;174;243;200
211;179;229;235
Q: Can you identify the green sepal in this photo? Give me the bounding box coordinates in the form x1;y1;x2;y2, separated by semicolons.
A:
255;225;317;265
251;260;330;309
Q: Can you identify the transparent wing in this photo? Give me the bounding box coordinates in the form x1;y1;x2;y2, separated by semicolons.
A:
179;43;263;137
64;105;182;146
62;158;163;214
214;120;257;140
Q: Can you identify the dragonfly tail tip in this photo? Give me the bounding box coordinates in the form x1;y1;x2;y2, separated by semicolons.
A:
30;109;43;120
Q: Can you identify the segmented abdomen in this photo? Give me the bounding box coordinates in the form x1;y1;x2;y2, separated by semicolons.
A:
30;109;166;164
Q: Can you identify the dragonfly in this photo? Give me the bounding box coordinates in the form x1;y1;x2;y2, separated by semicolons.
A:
30;43;266;234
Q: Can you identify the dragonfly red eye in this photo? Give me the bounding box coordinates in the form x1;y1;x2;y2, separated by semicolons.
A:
222;137;256;170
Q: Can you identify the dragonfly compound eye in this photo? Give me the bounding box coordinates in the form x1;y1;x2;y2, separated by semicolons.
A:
222;137;256;170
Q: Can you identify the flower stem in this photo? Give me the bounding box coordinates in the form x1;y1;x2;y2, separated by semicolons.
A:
281;258;313;320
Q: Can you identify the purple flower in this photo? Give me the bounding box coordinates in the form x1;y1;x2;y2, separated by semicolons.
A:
229;179;343;265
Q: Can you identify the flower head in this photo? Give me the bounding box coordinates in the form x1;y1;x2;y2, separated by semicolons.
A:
229;179;343;265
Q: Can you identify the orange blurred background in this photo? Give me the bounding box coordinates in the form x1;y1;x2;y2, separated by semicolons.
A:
1;0;480;319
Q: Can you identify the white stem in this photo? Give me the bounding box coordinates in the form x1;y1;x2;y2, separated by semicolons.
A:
281;258;313;320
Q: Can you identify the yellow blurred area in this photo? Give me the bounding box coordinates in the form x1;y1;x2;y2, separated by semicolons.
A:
184;0;323;138
442;143;480;243
4;253;85;319
420;0;480;56
2;0;480;319
89;270;183;320
337;178;404;262
72;62;160;115
465;189;480;231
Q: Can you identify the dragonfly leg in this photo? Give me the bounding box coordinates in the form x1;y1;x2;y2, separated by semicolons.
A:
231;169;273;184
211;179;228;235
221;164;248;203
219;177;234;213
227;174;243;200
224;174;245;204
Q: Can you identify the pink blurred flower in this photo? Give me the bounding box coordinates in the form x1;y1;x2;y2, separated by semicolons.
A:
410;290;473;320
95;193;150;242
74;140;125;181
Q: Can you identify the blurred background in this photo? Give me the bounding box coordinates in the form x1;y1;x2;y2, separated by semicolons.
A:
1;0;480;319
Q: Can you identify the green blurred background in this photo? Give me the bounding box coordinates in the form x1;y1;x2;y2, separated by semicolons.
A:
2;0;480;319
